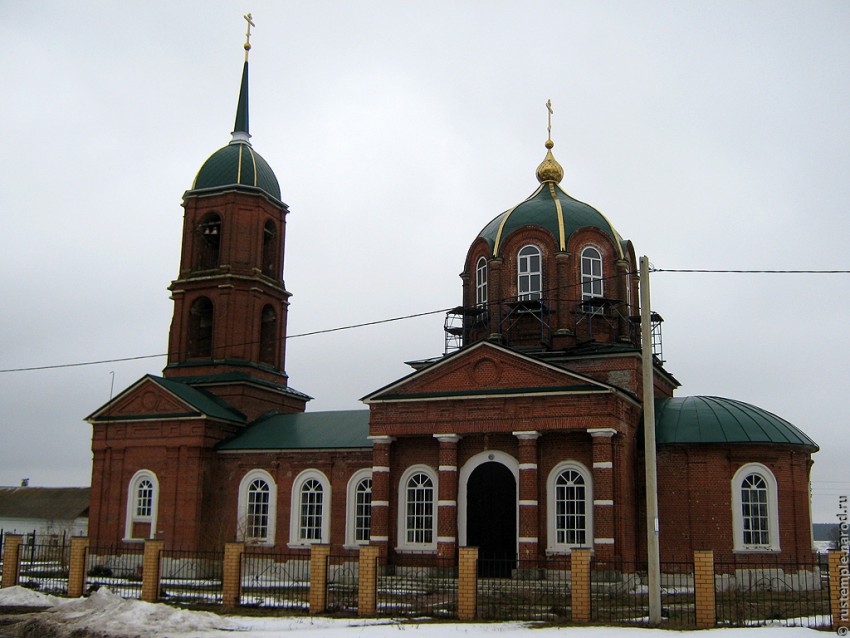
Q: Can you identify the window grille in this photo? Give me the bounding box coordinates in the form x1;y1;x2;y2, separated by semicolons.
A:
299;479;324;541
405;473;434;544
246;479;270;540
555;469;586;545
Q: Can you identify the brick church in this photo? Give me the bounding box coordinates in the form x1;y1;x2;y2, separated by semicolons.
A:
86;35;818;568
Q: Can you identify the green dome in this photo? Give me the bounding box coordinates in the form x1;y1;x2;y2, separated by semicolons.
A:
478;182;624;258
190;140;281;202
654;396;818;450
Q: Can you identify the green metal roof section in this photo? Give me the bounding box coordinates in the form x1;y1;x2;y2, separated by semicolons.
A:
218;410;371;451
190;142;281;201
654;396;818;450
478;183;624;258
150;376;248;423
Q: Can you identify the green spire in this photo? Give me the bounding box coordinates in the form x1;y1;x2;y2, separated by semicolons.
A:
231;60;250;142
231;14;254;144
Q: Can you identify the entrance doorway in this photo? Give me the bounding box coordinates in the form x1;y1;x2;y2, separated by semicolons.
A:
466;461;516;576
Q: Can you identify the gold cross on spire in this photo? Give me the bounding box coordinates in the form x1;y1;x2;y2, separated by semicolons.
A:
546;99;553;140
243;13;255;60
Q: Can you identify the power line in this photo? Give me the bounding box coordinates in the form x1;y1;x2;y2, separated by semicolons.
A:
1;267;847;374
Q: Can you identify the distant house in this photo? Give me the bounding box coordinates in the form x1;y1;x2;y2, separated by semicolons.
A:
813;523;840;553
0;486;89;539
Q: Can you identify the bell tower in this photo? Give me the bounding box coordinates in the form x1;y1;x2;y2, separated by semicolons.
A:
163;16;308;418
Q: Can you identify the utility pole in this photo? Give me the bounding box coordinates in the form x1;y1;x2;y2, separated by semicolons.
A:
640;255;662;624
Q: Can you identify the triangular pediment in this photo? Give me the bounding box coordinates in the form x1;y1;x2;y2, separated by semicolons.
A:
86;375;246;424
87;376;201;422
364;341;612;403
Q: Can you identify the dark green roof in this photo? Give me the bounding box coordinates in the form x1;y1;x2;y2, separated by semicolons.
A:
478;183;623;257
152;376;247;422
218;410;370;451
0;487;90;520
189;141;281;201
655;396;818;450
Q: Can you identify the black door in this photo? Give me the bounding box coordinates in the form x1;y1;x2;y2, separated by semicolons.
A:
467;461;516;577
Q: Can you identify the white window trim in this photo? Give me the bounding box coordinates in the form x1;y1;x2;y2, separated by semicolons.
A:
289;469;331;548
396;464;438;551
517;244;542;301
546;461;593;554
124;469;160;542
731;463;780;552
475;256;488;307
345;468;373;548
237;469;277;546
580;246;604;303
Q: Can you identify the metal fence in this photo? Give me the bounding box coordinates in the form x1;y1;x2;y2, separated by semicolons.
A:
86;545;145;599
588;559;695;627
378;555;457;618
239;550;310;610
18;541;71;596
477;557;572;621
326;554;359;614
159;549;223;607
714;559;831;628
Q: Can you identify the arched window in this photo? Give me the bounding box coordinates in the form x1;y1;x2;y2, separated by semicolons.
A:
581;247;604;309
124;470;159;541
237;469;277;545
188;297;213;358
259;305;277;367
475;257;488;308
196;212;221;270
546;462;593;553
290;470;331;546
517;245;542;301
732;464;780;551
398;466;437;550
262;220;278;277
345;469;373;546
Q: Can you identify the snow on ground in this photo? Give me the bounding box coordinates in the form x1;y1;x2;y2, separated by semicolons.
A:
0;586;828;638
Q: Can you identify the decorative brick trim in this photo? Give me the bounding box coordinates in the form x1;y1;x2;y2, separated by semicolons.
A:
438;500;457;507
593;538;615;545
593;499;614;506
438;465;457;472
519;463;538;470
372;466;390;472
371;500;390;507
592;461;613;469
519;499;538;506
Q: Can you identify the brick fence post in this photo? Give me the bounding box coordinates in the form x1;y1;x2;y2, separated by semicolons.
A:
141;539;164;602
67;537;91;598
0;534;22;588
358;545;380;617
457;546;478;621
309;544;330;615
693;550;716;628
829;548;849;631
571;548;591;622
222;542;245;609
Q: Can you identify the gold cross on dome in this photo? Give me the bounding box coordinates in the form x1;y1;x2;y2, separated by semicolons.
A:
243;13;255;59
546;99;553;139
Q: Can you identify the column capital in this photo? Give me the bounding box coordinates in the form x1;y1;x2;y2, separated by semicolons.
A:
512;430;541;440
367;435;396;445
433;434;461;444
587;428;617;438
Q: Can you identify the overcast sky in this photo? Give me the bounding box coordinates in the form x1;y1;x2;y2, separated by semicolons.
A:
1;1;848;524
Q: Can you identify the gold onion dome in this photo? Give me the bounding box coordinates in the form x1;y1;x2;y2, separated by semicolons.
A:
536;139;564;184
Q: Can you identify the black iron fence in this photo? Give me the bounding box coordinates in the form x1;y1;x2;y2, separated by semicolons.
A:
378;554;457;618
18;542;71;595
86;544;145;599
477;557;571;621
714;559;830;628
239;550;310;610
159;548;223;607
326;554;359;614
